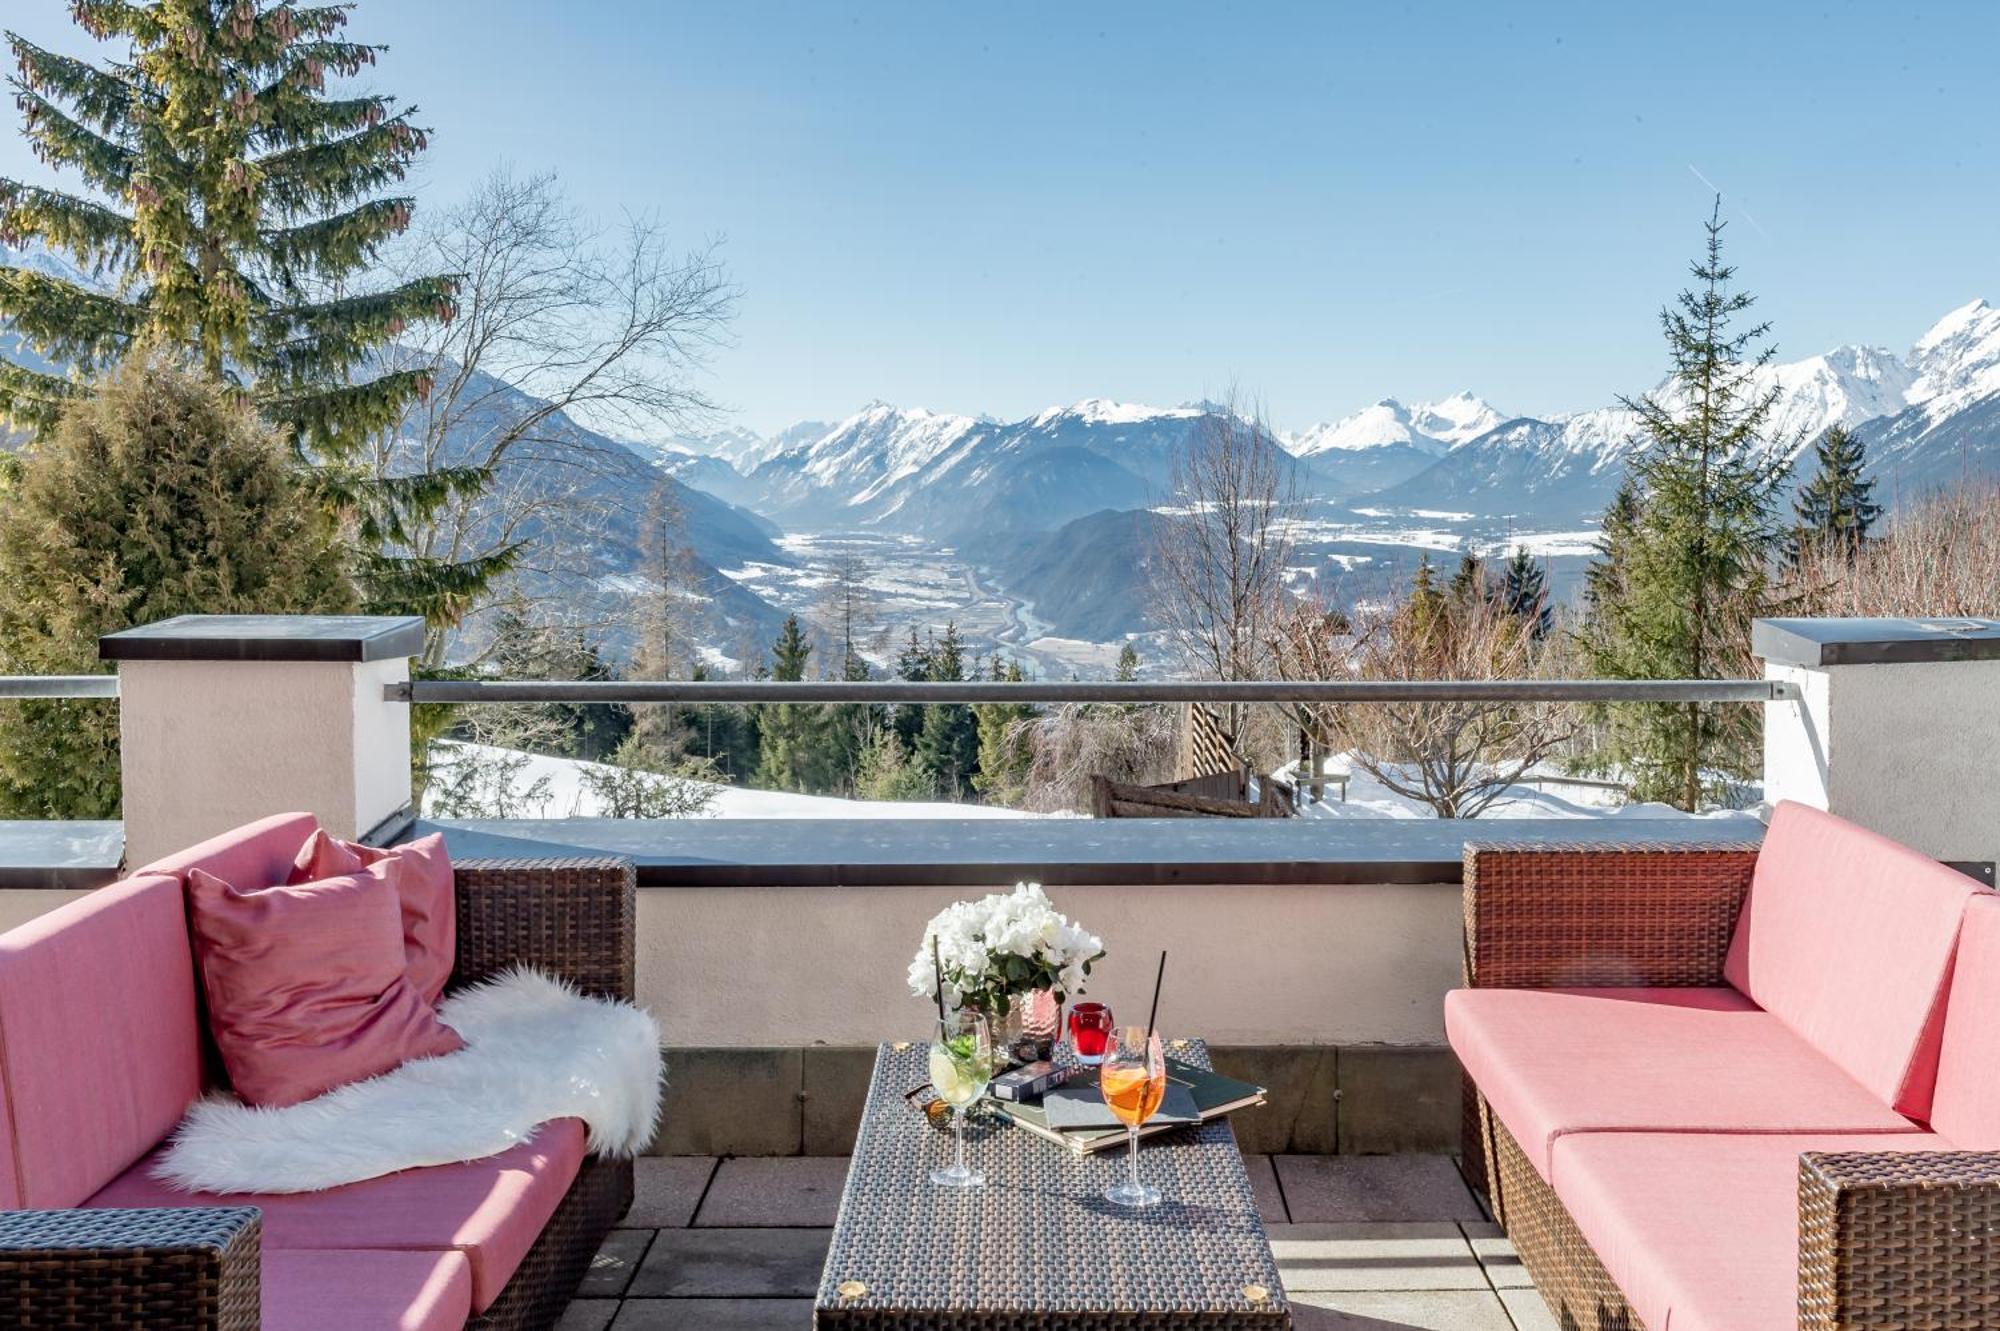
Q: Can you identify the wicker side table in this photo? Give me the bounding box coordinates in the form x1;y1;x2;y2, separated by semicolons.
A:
815;1039;1290;1329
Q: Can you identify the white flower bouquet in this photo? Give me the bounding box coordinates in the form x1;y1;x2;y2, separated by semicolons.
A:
907;881;1105;1018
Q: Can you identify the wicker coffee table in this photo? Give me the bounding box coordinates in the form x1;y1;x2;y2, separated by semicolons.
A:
814;1038;1290;1329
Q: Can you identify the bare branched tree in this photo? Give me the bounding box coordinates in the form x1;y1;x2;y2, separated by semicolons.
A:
1269;587;1576;818
1150;388;1300;746
1021;702;1180;814
1787;481;2000;617
374;168;736;663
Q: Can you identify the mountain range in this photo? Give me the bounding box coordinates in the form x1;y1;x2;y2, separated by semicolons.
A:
671;297;2000;544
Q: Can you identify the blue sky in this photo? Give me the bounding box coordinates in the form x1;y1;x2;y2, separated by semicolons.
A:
4;1;1997;435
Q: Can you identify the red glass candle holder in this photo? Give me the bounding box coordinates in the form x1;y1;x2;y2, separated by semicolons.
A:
1069;1001;1115;1065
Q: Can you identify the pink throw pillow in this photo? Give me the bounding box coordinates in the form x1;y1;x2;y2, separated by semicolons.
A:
292;830;456;1005
187;864;465;1108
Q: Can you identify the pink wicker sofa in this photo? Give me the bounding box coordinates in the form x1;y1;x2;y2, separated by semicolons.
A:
0;812;637;1331
1452;800;2000;1330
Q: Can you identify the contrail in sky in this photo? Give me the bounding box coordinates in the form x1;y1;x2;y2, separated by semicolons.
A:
1687;164;1773;241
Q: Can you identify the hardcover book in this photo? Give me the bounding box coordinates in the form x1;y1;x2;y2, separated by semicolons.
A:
990;1058;1266;1155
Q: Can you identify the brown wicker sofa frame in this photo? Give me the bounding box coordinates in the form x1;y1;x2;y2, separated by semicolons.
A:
0;855;639;1331
1459;841;2000;1331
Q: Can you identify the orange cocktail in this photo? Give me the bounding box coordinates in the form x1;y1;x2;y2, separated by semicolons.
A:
1099;1026;1167;1207
1100;1063;1166;1127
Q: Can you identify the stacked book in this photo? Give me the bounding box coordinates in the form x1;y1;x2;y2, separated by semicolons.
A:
988;1057;1267;1155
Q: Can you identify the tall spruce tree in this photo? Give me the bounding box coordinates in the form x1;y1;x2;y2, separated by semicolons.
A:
0;3;486;624
1583;479;1641;622
1587;199;1786;809
1790;423;1881;563
1501;547;1552;639
756;614;830;793
914;622;979;799
972;656;1036;807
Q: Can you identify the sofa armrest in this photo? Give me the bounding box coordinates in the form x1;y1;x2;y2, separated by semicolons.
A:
1462;842;1760;988
450;857;637;1002
0;1206;260;1329
1799;1150;2000;1329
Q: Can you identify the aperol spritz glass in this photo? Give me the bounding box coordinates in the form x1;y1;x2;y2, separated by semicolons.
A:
1098;1025;1166;1207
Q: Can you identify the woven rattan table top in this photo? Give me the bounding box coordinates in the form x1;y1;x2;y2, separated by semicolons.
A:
813;1039;1291;1329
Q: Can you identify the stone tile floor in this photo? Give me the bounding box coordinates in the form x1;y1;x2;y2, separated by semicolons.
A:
560;1154;1557;1330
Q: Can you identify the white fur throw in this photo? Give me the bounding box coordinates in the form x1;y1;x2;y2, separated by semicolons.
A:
156;967;662;1195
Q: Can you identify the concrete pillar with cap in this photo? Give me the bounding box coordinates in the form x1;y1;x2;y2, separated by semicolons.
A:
101;614;422;869
1756;615;2000;882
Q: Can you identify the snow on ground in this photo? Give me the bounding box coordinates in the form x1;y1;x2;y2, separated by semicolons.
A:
429;743;1030;820
433;744;1731;823
1278;752;1738;821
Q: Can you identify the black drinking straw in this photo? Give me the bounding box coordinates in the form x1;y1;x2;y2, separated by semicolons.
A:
932;935;948;1023
1143;949;1167;1045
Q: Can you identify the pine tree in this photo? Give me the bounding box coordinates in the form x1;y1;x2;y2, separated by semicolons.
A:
1790;423;1881;563
756;614;825;793
0;3;484;625
1115;642;1140;682
1587;199;1786;809
0;348;354;816
972;657;1036;807
1407;554;1446;651
856;726;935;802
914;622;979;799
1501;547;1552;639
1583;479;1641;620
1448;550;1489;608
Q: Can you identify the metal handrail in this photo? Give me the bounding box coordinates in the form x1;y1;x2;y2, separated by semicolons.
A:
0;676;120;699
392;678;1800;705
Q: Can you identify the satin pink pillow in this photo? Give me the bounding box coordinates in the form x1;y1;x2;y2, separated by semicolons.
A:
291;831;456;1005
187;863;464;1108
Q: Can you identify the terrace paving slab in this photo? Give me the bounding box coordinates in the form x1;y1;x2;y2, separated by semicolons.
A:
1461;1221;1533;1289
1246;1151;1290;1224
557;1300;620;1331
630;1228;828;1298
1267;1222;1489;1292
1290;1289;1519;1329
619;1157;716;1228
695;1156;849;1227
611;1299;813;1329
1499;1287;1562;1330
578;1229;653;1298
1276;1154;1484;1223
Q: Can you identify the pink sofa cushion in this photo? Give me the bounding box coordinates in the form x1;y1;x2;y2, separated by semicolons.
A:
1723;801;1977;1118
90;1118;586;1312
188;862;463;1107
264;1249;472;1331
1550;1130;1950;1331
1927;893;2000;1146
1446;986;1921;1180
0;873;202;1209
293;830;457;1005
139;810;322;891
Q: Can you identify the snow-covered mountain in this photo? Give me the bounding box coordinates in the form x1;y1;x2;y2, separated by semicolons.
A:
1289;391;1505;457
652;300;2000;547
732;397;1264;544
1370;319;1979;524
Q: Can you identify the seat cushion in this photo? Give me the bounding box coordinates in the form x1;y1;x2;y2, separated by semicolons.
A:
1446;986;1921;1180
264;1248;472;1331
1928;893;2000;1146
1550;1130;1951;1331
187;862;463;1107
292;830;458;1006
85;1118;585;1312
1724;800;1977;1118
0;873;202;1209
